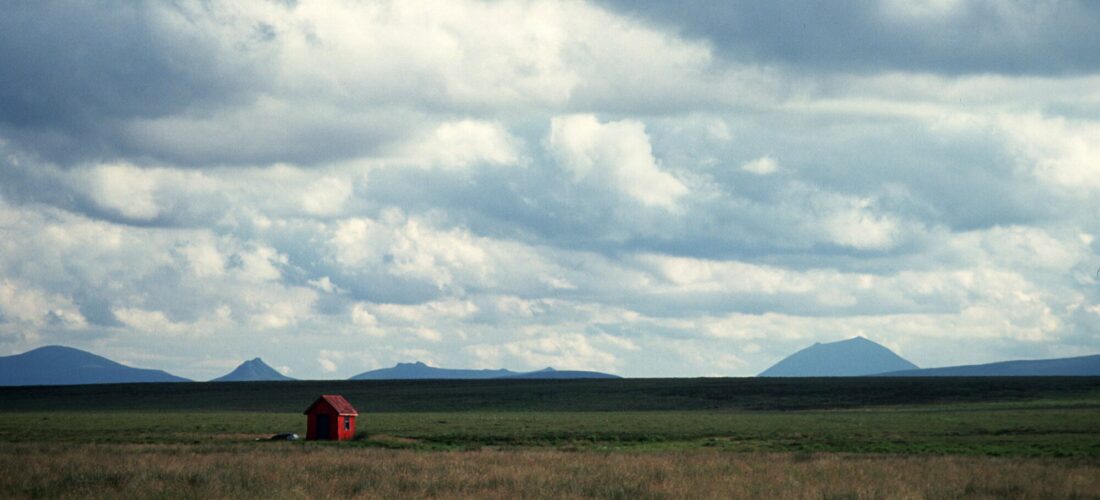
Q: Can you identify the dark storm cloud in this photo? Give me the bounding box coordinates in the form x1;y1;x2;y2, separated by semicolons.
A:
0;2;272;165
598;0;1100;75
0;2;450;168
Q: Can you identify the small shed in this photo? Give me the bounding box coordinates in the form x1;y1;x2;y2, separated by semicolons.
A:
303;394;358;441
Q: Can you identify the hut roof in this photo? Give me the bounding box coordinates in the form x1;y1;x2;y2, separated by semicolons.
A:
304;394;358;415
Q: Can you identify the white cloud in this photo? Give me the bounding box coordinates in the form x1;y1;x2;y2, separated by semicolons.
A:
820;198;902;250
301;176;352;216
639;254;812;295
330;217;392;267
178;242;226;278
741;156;779;175
233;245;287;283
2;0;1099;379
113;307;189;336
372;299;479;325
82;164;163;220
467;332;620;371
245;290;314;331
281;1;579;108
548;114;688;210
317;356;338;374
0;280;86;329
395;120;522;169
103;0;720;166
326;211;574;295
961;225;1088;273
308;276;339;294
880;0;965;21
1000;113;1100;194
349;302;384;338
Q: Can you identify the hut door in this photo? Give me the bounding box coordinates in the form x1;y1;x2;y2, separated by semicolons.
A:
316;414;330;440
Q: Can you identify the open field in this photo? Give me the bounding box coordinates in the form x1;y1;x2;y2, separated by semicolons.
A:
2;378;1099;498
3;444;1098;499
2;404;1099;456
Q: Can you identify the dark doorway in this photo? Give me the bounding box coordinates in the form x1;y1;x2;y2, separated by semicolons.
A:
316;414;330;440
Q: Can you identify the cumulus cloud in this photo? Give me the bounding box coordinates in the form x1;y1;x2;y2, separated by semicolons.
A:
548;114;688;210
392;120;523;169
0;280;86;330
999;113;1100;194
465;332;621;371
82;164;163;220
819;197;902;251
300;177;353;216
1;0;1098;379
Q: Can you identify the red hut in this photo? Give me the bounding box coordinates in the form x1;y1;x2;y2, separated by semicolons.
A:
303;394;358;441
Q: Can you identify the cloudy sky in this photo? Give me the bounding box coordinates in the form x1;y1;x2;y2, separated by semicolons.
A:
2;0;1099;379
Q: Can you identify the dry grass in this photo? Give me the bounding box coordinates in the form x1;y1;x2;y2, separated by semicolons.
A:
1;443;1097;499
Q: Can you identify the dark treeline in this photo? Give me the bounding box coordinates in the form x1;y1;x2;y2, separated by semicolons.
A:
2;377;1099;413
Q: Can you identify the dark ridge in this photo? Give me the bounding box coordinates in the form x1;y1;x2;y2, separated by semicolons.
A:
879;354;1100;377
1;377;1097;413
0;345;190;386
350;362;619;380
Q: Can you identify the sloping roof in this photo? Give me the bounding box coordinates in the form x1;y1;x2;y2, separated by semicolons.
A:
303;394;358;415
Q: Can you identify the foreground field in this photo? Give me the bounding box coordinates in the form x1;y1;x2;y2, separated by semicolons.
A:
2;401;1099;456
2;444;1098;499
2;378;1099;497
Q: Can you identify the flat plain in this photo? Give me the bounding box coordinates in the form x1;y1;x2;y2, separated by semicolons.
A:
2;377;1099;498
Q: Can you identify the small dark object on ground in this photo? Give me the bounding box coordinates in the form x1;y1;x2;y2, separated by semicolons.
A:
269;433;299;441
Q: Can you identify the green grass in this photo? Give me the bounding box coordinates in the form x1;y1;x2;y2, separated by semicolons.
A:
361;405;1100;456
3;398;1097;457
2;378;1098;457
3;379;1099;497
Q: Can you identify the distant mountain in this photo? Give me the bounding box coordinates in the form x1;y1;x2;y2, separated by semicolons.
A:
211;357;294;382
502;367;621;379
878;354;1100;377
351;361;518;380
0;345;190;386
759;337;918;377
350;361;620;380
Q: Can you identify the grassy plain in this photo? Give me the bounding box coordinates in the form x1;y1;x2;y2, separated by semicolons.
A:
3;444;1098;499
2;404;1098;456
2;378;1099;498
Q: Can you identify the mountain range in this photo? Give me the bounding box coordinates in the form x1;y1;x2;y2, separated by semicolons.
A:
350;361;515;380
2;342;1098;386
502;367;623;379
0;346;620;385
759;336;1100;377
878;354;1100;377
0;345;191;386
350;361;620;380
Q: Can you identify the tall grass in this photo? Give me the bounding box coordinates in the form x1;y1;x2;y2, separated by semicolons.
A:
3;392;1097;497
1;443;1096;499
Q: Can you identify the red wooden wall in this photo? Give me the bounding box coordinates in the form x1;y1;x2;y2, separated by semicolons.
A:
305;406;356;441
